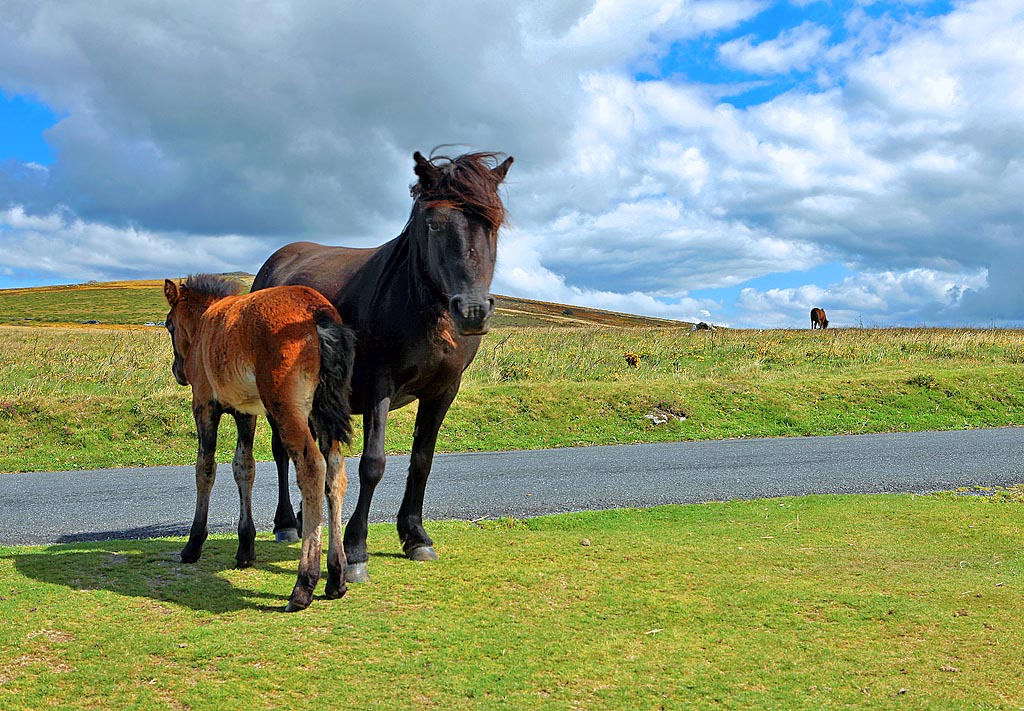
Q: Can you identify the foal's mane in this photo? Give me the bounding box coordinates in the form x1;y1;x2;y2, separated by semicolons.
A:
411;151;509;230
182;273;244;301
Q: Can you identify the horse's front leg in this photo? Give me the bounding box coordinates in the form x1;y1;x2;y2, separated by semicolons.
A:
182;400;222;564
269;419;300;542
343;391;391;583
397;390;456;561
323;439;348;600
232;413;258;568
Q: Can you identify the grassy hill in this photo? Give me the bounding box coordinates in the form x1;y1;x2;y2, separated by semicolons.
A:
0;276;693;329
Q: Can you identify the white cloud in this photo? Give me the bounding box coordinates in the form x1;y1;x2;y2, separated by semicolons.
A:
494;229;718;322
718;21;832;75
0;206;268;281
0;0;1023;326
738;267;990;327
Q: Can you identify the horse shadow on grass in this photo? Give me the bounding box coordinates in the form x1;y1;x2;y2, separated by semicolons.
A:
9;531;310;613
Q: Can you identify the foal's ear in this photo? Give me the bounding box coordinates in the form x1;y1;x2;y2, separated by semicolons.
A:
163;279;180;306
413;151;439;190
491;155;514;183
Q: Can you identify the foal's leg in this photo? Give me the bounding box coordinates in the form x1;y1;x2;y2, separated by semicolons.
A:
322;439;348;600
397;390;457;561
343;391;391;583
232;413;258;568
278;416;327;612
182;400;222;564
269;419;300;542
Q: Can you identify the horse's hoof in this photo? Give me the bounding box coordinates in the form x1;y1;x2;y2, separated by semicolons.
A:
285;587;313;612
325;581;348;600
407;545;438;562
274;528;299;543
284;599;309;613
345;562;370;583
180;550;201;564
235;559;255;569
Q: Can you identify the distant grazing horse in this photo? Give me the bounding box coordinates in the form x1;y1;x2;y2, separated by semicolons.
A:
252;149;513;582
163;274;356;611
810;307;829;329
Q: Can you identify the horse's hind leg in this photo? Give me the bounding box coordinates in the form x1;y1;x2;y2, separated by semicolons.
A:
344;392;391;583
269;419;300;543
232;414;258;568
323;439;348;600
182;400;222;564
279;418;326;612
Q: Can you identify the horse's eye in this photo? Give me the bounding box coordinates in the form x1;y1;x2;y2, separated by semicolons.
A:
427;220;445;233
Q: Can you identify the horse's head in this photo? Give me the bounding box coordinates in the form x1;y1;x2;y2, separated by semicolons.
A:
410;150;513;336
162;274;242;386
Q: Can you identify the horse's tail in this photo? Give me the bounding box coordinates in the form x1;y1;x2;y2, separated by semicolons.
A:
311;309;356;447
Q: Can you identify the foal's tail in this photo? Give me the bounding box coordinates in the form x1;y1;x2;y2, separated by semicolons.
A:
311;309;356;447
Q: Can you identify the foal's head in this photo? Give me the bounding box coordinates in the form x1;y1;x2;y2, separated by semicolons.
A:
409;150;513;336
162;274;243;386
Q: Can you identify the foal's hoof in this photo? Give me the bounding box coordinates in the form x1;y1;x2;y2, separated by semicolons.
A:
406;545;438;562
274;528;300;543
345;562;370;583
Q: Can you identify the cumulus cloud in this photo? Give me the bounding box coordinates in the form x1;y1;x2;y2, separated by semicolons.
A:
738;268;990;328
0;0;1022;326
0;206;268;282
718;22;832;75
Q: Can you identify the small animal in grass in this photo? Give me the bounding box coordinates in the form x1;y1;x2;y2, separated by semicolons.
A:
810;307;829;330
163;274;356;612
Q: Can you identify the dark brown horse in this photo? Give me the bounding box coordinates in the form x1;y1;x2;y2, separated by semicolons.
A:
810;307;829;329
252;149;513;582
163;274;356;611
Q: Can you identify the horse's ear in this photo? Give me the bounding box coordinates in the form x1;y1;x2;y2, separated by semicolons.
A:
491;155;514;183
413;151;439;191
163;279;180;307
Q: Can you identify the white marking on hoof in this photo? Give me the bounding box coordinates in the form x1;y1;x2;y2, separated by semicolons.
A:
345;562;370;583
407;545;438;562
275;528;299;543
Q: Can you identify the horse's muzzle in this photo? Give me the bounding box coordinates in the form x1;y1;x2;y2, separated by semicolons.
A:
172;360;189;387
449;294;495;335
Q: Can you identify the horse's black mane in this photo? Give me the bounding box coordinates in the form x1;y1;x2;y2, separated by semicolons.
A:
183;273;244;300
410;151;509;230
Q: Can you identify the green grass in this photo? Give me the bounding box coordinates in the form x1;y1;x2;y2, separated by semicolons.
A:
2;324;1024;472
4;283;1024;709
0;280;184;326
1;494;1022;710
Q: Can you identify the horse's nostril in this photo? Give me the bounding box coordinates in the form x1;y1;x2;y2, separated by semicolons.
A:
450;295;464;317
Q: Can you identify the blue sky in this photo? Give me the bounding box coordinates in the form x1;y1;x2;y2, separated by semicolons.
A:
0;93;57;164
1;0;1022;327
644;0;955;106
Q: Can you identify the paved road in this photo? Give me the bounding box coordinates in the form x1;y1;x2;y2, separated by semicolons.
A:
2;427;1023;546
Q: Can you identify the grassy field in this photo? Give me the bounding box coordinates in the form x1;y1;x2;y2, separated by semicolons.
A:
1;493;1022;710
2;319;1024;472
2;281;1024;709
